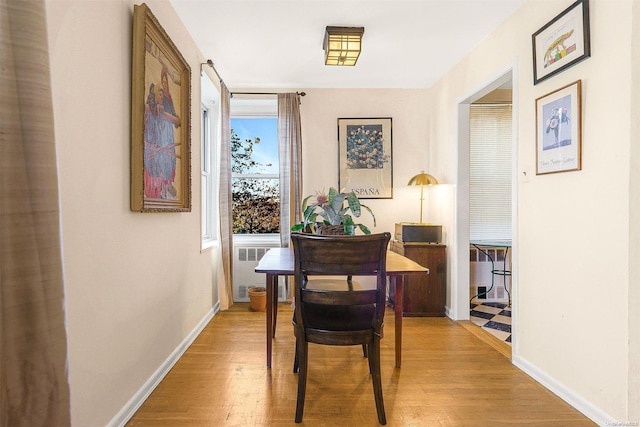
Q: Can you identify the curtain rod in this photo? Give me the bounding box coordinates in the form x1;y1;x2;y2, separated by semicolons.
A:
231;91;306;97
200;59;224;84
200;59;306;98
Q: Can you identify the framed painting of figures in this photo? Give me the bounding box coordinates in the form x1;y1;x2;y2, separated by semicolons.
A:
131;3;191;212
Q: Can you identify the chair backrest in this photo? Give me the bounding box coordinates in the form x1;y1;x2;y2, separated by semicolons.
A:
291;232;391;333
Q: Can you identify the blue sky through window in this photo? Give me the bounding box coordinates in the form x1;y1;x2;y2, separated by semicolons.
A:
231;118;278;174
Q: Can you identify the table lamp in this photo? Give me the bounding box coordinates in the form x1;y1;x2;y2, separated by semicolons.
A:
407;171;438;224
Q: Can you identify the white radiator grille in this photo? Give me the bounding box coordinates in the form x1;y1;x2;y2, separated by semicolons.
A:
233;243;287;303
238;247;268;262
470;247;510;302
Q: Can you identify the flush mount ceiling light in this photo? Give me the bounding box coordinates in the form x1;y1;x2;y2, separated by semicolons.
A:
323;26;365;66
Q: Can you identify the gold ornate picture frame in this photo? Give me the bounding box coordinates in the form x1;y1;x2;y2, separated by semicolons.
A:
131;3;191;212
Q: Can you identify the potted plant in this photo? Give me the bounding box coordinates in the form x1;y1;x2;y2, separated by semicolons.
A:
291;187;376;235
248;286;266;311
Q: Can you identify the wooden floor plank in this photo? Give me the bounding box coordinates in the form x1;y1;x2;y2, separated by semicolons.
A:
127;304;595;426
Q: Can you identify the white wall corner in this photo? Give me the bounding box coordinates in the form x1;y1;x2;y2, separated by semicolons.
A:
106;308;216;427
512;355;616;426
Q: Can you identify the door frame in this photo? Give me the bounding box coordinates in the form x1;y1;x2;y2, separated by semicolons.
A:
452;64;518;352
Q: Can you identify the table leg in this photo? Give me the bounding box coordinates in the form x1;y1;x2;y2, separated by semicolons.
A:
272;278;279;335
266;273;277;368
392;275;404;368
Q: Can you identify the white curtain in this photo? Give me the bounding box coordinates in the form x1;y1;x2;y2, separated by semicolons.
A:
218;82;233;308
1;0;71;424
277;93;303;247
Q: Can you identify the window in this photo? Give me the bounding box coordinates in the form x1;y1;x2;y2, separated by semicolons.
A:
469;104;512;240
231;97;279;234
201;74;220;249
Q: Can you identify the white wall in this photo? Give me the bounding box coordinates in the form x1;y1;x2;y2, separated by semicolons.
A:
45;0;219;425
628;1;640;421
426;0;635;423
298;88;441;235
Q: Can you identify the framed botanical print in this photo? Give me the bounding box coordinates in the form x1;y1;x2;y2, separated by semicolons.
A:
338;118;393;199
536;80;582;175
131;3;191;212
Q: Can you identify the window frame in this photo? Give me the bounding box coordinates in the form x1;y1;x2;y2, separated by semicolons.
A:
200;73;220;250
230;96;280;236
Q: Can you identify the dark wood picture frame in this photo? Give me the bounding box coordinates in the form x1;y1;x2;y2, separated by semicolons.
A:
532;0;590;85
131;3;191;212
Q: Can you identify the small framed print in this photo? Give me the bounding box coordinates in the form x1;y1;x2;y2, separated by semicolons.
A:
536;80;582;175
338;118;393;199
532;0;590;85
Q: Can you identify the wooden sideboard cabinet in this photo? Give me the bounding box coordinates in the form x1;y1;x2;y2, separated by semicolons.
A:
389;241;446;317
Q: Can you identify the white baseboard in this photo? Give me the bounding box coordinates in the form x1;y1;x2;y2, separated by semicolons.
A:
512;354;616;426
107;304;219;427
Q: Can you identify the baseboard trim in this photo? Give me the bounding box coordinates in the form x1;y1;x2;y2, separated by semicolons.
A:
512;354;615;426
458;320;511;359
107;306;217;427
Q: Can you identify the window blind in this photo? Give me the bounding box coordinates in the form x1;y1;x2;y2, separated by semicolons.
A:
469;104;512;240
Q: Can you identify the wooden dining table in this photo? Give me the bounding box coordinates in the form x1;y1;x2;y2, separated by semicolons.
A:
255;248;429;369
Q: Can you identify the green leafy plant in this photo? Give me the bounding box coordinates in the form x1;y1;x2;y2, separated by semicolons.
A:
291;187;376;235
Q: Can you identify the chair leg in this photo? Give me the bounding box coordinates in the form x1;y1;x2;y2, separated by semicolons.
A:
293;337;299;373
295;340;308;423
362;344;368;358
369;338;386;425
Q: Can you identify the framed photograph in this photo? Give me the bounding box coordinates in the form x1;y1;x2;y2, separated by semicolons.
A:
338;118;393;199
536;80;582;175
131;3;191;212
532;0;590;85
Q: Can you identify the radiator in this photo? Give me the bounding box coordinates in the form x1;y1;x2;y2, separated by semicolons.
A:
233;244;287;303
469;246;511;302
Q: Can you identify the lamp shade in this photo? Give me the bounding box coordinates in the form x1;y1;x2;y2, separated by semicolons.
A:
407;172;439;186
323;26;364;66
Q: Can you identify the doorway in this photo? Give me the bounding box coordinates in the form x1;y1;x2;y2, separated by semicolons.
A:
454;68;517;353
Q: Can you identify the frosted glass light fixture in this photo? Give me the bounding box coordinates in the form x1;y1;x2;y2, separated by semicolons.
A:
408;171;439;224
323;26;365;66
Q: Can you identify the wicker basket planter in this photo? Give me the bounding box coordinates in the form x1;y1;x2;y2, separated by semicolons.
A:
316;224;346;235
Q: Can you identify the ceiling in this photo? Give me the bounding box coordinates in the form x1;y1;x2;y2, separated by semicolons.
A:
170;0;525;90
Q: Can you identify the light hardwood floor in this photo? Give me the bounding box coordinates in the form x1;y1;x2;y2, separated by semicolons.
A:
127;304;595;426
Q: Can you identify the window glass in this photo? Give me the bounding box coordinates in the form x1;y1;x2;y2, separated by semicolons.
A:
231;116;279;234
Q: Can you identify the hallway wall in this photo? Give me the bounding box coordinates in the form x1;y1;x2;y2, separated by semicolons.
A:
46;1;219;424
426;0;636;423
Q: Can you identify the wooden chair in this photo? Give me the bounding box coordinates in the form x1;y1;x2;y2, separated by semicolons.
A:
290;232;391;425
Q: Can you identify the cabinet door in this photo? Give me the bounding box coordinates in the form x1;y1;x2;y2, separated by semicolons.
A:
396;244;446;317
